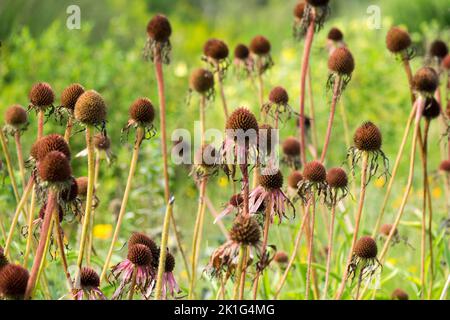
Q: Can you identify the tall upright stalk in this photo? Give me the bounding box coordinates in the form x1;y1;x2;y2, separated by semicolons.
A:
0;129;20;202
37;110;44;139
323;195;337;299
87;152;101;266
23;186;37;266
14;131;26;189
307;67;319;159
214;61;229;120
305;194;316;300
64;117;73;142
53;209;73;290
232;244;247;300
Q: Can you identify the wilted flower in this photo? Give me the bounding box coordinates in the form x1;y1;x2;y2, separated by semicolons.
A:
214;193;243;223
74;267;106;300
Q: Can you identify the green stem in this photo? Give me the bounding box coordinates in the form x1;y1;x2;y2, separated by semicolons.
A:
232;245;247;300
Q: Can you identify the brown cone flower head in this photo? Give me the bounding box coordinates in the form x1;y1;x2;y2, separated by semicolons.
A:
328;47;355;75
80;267;100;288
274;251;289;264
76;177;89;197
38;151;72;183
379;223;398;237
93;133;111;151
29;82;54;109
234;44;249;60
204;38;229;60
328;27;344;42
128;244;152;266
229;193;244;207
74;90;107;125
282;137;301;157
386;27;411;53
129;97;155;125
5;105;28;128
128;232;158;257
147;14;172;42
230;216;261;246
288;170;303;189
430;40;448;59
326;167;348;189
354;236;378;259
60;83;85;112
249;35;271;55
0;264;29;299
391;288;409;300
30;134;71;162
303;161;326;183
226;107;258;132
353;121;382;151
422;97;441;120
189;68;214;94
412;67;439;94
165;252;176;273
269;86;289;105
259;170;283;190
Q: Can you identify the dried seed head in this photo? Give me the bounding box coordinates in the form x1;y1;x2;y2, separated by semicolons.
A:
353;121;382;151
226;107;258;132
391;288;409;300
234;44;249;60
429;40;448;59
269;86;289;105
129;97;155;124
38;203;64;222
128;232;158;257
60;83;85;112
379;223;398;237
386;27;411;53
230;216;261;246
0;246;8;269
288;170;303;189
326;167;348;189
328;47;355;75
422;97;441;120
60;177;78;202
0;264;29;299
165;252;175;273
30;134;71;162
204;38;229;60
354;236;378;259
443;54;450;70
189;68;214;94
439;160;450;172
75;177;89;197
194;144;217;167
93;133;111;151
229;193;244;207
5;105;28;127
259;169;283;190
38;151;72;183
249;35;271;55
306;0;329;6
282;136;301;157
147;14;172;42
274;251;289;264
29;82;54;108
74;90;107;125
303;161;326;183
293;2;306;19
258;124;273;153
412;67;439;93
328;27;344;42
80;267;100;288
127;244;152;266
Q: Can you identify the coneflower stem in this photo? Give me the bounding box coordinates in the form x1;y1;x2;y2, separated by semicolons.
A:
14;131;26;190
335;151;369;300
23;188;37;266
53;210;73;290
323;196;337;299
37;110;44;139
214;61;229;120
100;127;144;283
36;216;54;298
64;117;73;142
232;244;247;300
155;196;175;300
355;266;364;300
127;265;138;300
0;129;20;203
305;194;316;300
320;76;342;162
238;247;249;299
440;274;450;300
307;67;319;159
87;152;101;266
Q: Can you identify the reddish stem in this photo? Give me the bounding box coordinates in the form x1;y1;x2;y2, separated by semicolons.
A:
320;77;341;162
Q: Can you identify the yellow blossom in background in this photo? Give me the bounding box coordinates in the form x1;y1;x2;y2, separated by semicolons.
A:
386;258;397;266
218;176;229;188
432;187;442;199
408;266;417;274
174;62;187;78
374;176;385;188
180;270;188;280
93;224;112;240
281;47;296;62
393;196;403;209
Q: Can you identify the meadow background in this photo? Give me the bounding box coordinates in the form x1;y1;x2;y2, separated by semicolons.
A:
0;0;449;299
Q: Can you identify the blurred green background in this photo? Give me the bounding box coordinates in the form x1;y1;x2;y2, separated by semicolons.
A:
0;0;449;300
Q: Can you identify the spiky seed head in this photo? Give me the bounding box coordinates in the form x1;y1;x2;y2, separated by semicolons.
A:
226;107;259;132
413;67;439;93
234;44;249;60
354;236;378;259
229;193;244;207
0;264;29;299
288;170;303;189
443;54;450;70
354;121;382;151
189;68;214;94
249;35;271;55
430;40;448;59
328;47;355;75
38;151;72;183
0;246;8;269
303;161;326;183
146;14;172;42
391;288;409;300
165;252;175;273
75;177;89;197
39;203;64;222
259;170;283;190
230;216;261;246
282;136;301;157
326;167;348;189
328;27;344;41
80;267;100;289
128;232;158;257
129;97;155;124
74;90;107;125
194;144;217;167
386;27;411;53
274;251;289;264
422;97;441;120
93;133;111;150
439;160;450;172
29;82;54;108
5;105;28;127
60;83;85;111
306;0;329;6
204;38;229;60
60;177;78;202
30;134;71;162
293;2;306;19
269;86;289;105
258;123;273;153
379;223;398;237
127;244;152;266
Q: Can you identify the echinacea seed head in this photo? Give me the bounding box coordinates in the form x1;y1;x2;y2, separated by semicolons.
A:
439;160;450;172
230;216;261;246
249;35;271;56
203;38;229;60
326;167;348;189
391;288;409;300
229;193;244;207
305;0;329;6
274;251;289;264
0;264;29;299
30;134;71;162
422;97;441;120
354;236;378;259
303;161;326;183
147;14;172;42
129;97;155;124
39;203;64;222
194;144;217;168
234;44;249;60
93;133;111;151
412;67;439;94
165;252;175;273
29;82;54;109
288;171;303;189
189;68;214;94
5;105;28;127
75;177;89;197
443;54;450;70
353;121;382;151
429;40;448;59
269;86;289;105
259;169;283;190
293;2;306;19
80;267;100;289
328;47;355;75
282;137;301;157
127;244;152;266
38;151;72;183
226;107;258;132
60;83;85;112
128;232;158;257
328;27;344;42
74;90;107;125
379;224;398;237
386;27;411;53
